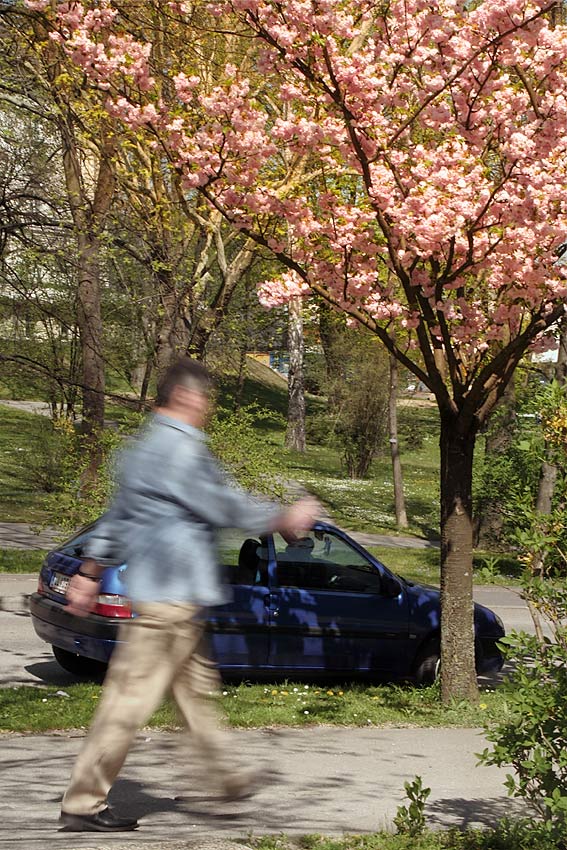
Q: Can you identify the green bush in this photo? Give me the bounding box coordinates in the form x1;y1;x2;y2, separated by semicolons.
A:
479;579;567;847
208;404;285;499
42;419;128;533
474;381;567;566
20;415;69;494
394;775;431;837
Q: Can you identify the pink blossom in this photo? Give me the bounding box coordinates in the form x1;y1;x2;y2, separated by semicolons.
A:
45;0;567;363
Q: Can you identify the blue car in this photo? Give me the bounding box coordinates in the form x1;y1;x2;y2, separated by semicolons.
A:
30;522;505;684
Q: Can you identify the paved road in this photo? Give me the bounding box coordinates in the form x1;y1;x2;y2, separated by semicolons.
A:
0;522;60;550
0;726;527;849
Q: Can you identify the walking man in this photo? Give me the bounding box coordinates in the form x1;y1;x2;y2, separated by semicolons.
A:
60;357;319;832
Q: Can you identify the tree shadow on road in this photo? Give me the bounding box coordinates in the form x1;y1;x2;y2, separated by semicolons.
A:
426;795;532;830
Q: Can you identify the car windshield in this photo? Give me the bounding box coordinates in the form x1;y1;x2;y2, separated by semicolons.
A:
273;529;384;593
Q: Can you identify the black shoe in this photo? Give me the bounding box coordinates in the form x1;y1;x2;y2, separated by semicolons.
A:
222;768;265;802
59;806;138;832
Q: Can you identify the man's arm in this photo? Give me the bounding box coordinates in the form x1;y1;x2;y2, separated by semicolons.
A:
170;445;320;536
65;503;120;618
64;558;102;617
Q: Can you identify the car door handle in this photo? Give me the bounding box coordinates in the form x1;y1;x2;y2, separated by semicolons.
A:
263;594;279;617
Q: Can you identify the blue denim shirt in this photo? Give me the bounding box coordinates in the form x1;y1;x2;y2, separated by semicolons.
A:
84;413;280;605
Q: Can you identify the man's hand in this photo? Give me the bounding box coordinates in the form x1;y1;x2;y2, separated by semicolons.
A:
65;559;102;617
277;497;321;538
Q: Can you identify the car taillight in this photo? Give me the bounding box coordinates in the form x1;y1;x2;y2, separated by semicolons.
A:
94;594;133;618
37;575;45;594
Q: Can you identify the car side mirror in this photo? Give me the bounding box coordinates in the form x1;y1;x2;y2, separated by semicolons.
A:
382;575;402;598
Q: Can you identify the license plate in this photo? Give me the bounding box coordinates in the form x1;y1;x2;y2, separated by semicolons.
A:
50;572;70;595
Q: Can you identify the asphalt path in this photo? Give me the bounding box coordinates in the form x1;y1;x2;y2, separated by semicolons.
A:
0;726;528;848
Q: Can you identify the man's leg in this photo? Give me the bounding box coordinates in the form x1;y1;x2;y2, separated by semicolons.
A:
169;629;260;799
61;603;201;818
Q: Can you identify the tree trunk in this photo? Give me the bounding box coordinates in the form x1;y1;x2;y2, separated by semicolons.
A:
154;270;186;378
285;296;306;452
439;413;479;703
318;300;346;410
532;316;567;575
57;114;115;481
138;357;153;411
388;352;408;528
234;345;247;413
76;232;105;438
476;376;516;547
557;316;567;385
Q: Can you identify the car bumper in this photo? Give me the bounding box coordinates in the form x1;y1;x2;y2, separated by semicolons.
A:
29;592;122;664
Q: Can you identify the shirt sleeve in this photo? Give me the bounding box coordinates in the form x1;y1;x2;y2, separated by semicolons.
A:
167;440;282;534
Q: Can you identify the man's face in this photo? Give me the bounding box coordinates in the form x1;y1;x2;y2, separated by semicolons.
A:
192;389;211;428
170;383;211;427
185;386;210;428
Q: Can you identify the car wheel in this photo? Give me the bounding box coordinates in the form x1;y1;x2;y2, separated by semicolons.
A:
52;646;107;679
413;640;440;686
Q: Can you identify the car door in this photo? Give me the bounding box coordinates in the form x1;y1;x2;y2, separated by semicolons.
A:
208;529;271;670
267;529;411;677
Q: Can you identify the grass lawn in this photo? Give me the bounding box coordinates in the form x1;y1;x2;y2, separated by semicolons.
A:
367;547;523;587
0;405;52;523
0;545;522;586
0;680;506;734
0;385;444;538
0;549;48;573
290;402;442;540
245;823;552;850
1;375;519;583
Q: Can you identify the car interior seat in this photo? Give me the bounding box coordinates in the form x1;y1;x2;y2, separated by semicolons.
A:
235;538;261;585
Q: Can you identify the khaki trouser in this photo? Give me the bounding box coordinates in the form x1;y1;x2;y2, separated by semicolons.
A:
62;602;230;815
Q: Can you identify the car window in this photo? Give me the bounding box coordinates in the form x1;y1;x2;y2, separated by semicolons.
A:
59;526;95;558
273;531;383;593
218;529;269;586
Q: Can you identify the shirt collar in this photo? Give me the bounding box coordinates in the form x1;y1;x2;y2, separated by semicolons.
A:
152;412;208;442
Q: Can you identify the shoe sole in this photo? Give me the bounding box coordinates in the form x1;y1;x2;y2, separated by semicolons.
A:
59;814;138;832
222;772;265;802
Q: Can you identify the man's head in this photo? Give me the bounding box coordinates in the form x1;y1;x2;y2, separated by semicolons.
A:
156;357;213;428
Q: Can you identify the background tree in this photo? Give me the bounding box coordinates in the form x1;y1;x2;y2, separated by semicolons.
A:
21;0;567;700
388;350;409;529
532;316;567;573
0;101;82;413
2;3;119;479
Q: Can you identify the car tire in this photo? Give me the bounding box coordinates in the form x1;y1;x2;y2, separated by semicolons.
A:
413;640;440;686
52;646;107;679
